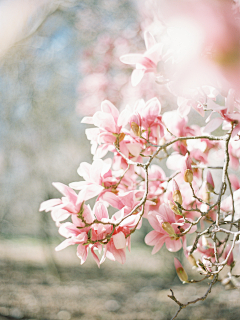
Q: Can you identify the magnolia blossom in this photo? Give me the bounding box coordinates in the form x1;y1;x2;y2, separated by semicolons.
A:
82;100;129;158
145;203;195;253
120;31;162;86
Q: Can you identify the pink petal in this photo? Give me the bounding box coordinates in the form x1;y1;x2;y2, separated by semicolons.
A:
77;162;91;180
113;231;126;249
52;182;77;201
203;118;223;133
81;116;94;124
77;184;105;203
145;97;161;117
77;244;89;265
159;203;175;224
39;198;62;212
93;111;116;132
145;230;161;246
177;98;191;117
51;208;70;222
101;192;124;209
152;237;167;254
117;107;130;128
147;211;162;233
55;238;76;251
69;181;89;190
165;238;182;252
112;248;126;264
91;246;101;268
95;144;110;159
101;100;119;118
126;143;142;157
93;202;109;220
58;222;78;238
144;31;156;50
174;257;183;270
131;68;145;87
120;53;144;65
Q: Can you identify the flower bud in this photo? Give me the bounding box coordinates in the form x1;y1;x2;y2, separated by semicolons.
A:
131;122;141;137
206;171;214;192
162;222;177;238
184;169;193;183
202;181;210;203
172;180;182;205
174;258;188;283
168;200;180;215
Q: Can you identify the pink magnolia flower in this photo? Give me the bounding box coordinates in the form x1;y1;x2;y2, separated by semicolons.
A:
145;203;193;253
128;98;164;144
82;100;129;158
69;158;117;203
203;89;240;136
120;31;162;86
54;201;134;266
39;182;93;226
55;221;102;266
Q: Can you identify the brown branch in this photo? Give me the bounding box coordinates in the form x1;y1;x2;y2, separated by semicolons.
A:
168;275;218;320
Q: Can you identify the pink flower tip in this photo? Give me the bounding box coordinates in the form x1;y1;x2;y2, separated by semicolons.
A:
206;171;215;191
172;179;180;192
174;258;188;283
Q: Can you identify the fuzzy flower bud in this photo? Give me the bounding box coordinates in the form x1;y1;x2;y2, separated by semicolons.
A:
201;181;210;203
172;179;182;205
184;169;193;183
206;170;214;192
168;200;180;215
181;155;193;183
174;258;188;283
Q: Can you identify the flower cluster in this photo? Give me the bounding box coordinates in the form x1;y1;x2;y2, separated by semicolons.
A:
41;0;240;318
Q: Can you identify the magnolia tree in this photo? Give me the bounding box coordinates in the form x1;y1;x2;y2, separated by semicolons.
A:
40;0;240;318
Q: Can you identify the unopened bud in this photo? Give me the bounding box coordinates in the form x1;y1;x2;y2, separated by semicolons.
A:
162;222;177;238
168;200;180;215
131;122;141;137
184;169;193;183
174;258;188;283
172;180;182;205
173;190;183;205
201;181;210;203
206;171;214;191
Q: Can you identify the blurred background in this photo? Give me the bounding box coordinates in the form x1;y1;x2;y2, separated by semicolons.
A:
0;0;239;319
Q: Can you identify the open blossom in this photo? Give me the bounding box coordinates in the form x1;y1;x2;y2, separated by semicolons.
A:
39;182;93;226
82;100;129;158
120;31;163;86
53;201;137;266
69;158;116;203
128;97;164;144
145;203;194;253
203;89;240;136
